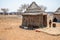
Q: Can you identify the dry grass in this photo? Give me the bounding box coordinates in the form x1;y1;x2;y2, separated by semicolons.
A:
0;15;60;40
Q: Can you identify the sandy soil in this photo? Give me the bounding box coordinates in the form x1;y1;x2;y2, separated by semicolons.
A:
0;15;60;40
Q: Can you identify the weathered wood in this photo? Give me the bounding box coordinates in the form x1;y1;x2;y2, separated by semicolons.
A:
22;14;46;28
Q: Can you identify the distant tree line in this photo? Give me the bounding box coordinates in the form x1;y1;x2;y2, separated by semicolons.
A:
0;4;46;15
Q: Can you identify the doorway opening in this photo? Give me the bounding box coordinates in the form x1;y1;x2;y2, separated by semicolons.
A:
43;15;47;27
53;18;57;22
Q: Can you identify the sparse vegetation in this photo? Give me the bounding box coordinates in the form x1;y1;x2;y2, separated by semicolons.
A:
0;15;60;40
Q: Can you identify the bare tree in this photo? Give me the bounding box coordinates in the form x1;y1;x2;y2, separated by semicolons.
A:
1;8;9;15
40;5;46;11
17;4;29;12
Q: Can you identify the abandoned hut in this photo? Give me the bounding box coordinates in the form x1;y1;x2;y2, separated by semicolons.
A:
53;7;60;22
21;2;47;28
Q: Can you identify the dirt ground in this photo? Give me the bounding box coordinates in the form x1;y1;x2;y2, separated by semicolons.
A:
0;15;60;40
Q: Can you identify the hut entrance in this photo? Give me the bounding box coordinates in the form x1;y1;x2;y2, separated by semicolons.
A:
53;18;57;22
43;15;47;27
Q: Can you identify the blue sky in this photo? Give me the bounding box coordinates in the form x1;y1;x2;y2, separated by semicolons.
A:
0;0;60;12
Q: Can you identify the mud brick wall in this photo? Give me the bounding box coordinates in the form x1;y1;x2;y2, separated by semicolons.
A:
54;14;60;20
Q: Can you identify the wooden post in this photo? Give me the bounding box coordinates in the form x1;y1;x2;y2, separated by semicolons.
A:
41;13;43;27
